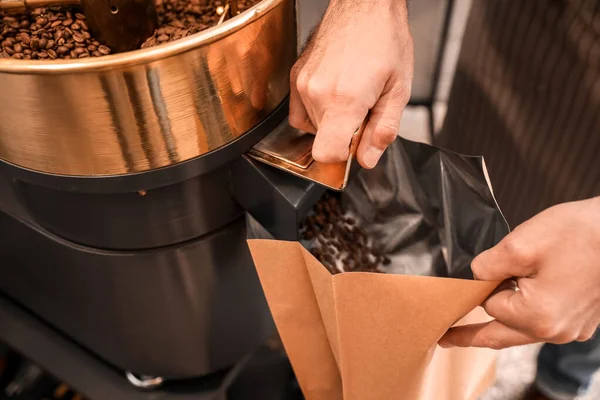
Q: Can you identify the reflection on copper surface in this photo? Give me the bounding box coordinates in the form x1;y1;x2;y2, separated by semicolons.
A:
249;121;365;191
0;0;295;176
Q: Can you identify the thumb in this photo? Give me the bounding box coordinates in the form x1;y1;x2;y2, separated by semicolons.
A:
312;106;368;164
482;286;536;333
357;91;405;169
472;235;537;282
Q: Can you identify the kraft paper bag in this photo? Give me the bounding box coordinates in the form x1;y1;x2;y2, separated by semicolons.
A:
246;137;509;400
419;307;496;400
248;240;497;400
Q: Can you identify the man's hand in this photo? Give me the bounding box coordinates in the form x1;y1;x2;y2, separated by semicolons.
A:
289;0;413;169
440;197;600;350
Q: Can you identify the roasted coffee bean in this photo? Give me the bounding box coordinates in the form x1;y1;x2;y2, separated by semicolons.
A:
1;7;111;59
2;0;260;59
72;32;84;43
301;193;389;273
97;45;110;55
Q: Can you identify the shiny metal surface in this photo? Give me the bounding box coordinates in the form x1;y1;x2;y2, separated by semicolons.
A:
0;0;295;176
249;120;364;190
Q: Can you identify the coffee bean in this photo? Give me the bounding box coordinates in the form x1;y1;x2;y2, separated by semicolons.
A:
97;45;110;55
72;32;84;43
19;33;30;45
302;193;390;273
1;0;260;59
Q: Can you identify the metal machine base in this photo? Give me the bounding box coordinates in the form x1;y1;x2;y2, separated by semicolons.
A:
0;293;300;400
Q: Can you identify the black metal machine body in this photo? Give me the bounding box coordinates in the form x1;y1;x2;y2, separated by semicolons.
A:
0;99;325;394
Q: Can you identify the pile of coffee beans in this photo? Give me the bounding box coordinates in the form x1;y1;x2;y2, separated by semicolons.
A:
0;10;111;60
141;0;258;48
301;193;391;275
0;0;261;59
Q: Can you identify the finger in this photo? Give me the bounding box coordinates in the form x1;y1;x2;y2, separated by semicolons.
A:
289;82;317;133
312;107;368;164
357;91;405;169
482;286;536;333
439;320;537;350
289;62;317;133
471;234;538;282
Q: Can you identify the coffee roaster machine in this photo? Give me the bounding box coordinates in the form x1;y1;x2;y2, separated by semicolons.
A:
0;0;454;398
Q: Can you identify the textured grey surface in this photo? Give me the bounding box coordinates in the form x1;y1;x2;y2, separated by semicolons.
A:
480;345;600;400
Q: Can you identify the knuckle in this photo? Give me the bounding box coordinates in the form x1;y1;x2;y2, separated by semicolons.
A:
500;236;536;268
296;69;310;94
288;112;306;129
471;256;489;281
391;80;412;105
577;331;594;342
373;125;398;147
531;317;558;341
305;77;331;100
532;318;574;343
481;336;506;350
554;330;579;345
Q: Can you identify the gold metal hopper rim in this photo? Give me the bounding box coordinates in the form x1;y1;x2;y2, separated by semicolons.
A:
0;0;281;74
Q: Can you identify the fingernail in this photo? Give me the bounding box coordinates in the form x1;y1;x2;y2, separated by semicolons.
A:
438;341;454;349
363;146;384;168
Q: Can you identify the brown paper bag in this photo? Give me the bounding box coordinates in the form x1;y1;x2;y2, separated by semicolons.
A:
248;239;499;400
419;307;496;400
